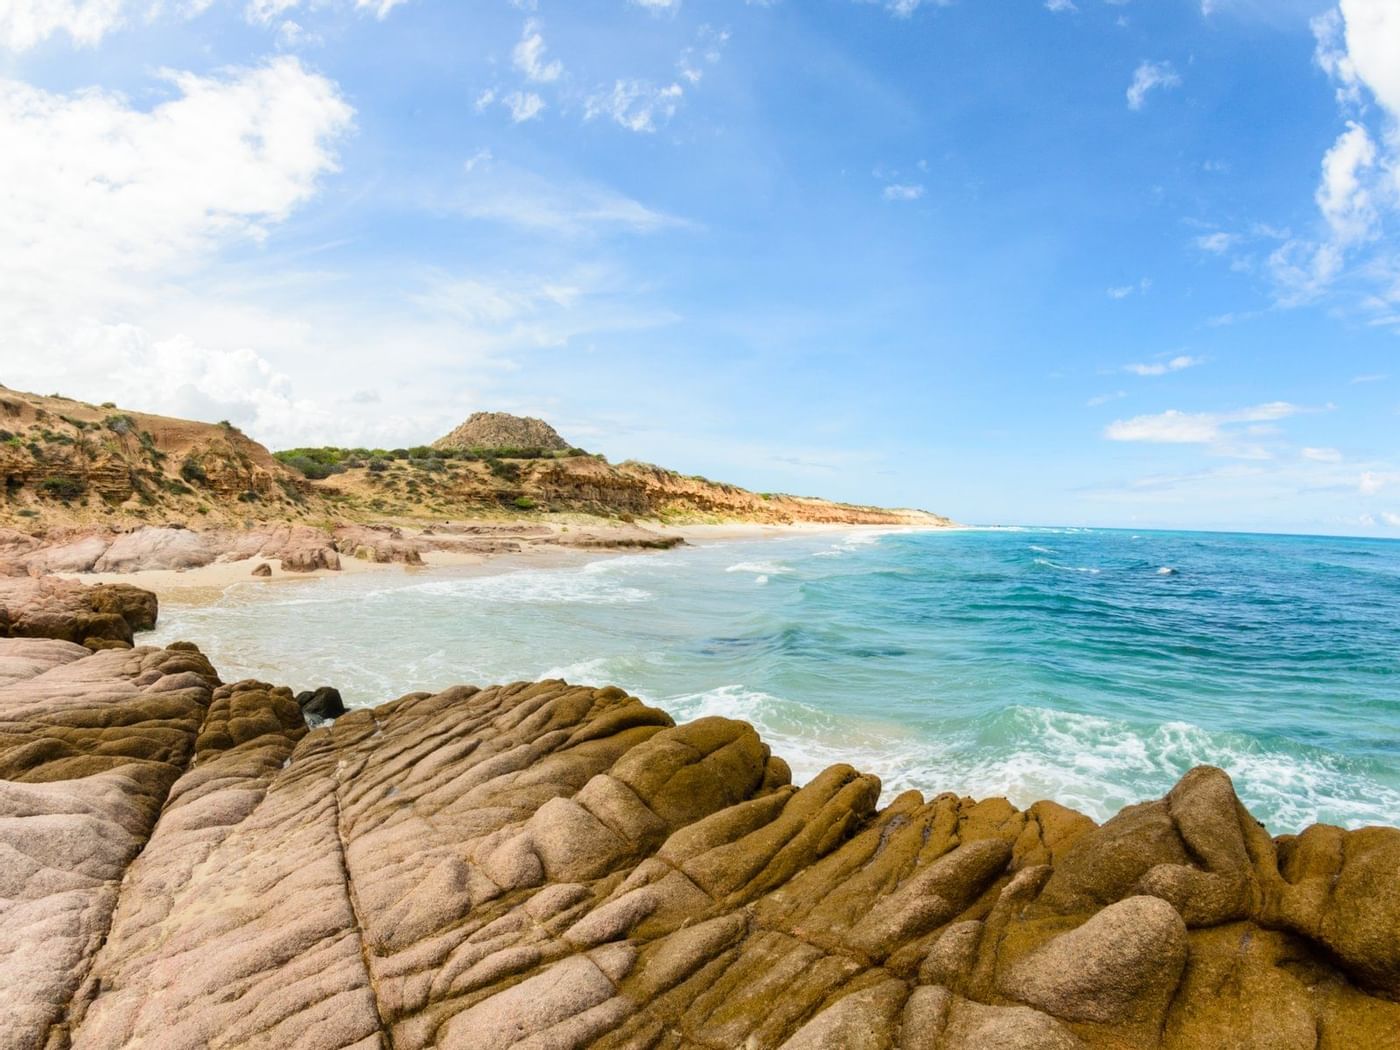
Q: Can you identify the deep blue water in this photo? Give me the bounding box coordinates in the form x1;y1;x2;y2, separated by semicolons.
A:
152;527;1400;831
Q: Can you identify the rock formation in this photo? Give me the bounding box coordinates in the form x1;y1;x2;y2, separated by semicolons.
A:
3;581;1395;1049
433;411;572;453
1;386;952;541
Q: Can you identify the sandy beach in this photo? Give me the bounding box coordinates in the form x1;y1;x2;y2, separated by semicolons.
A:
53;520;932;604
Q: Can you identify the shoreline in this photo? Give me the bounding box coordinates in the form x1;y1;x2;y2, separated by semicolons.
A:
56;520;942;604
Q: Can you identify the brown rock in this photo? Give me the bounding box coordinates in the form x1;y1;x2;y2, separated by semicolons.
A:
999;895;1188;1026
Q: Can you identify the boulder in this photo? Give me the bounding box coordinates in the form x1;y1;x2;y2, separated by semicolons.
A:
295;685;346;721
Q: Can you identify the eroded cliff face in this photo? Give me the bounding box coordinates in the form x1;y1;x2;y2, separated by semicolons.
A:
0;585;1396;1050
0;386;950;533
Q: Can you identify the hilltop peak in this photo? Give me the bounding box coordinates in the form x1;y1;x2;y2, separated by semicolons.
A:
432;412;570;453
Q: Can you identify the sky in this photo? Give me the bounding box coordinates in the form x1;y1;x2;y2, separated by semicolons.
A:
1;0;1398;534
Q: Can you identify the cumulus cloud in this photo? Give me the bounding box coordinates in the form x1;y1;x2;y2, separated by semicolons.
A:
1126;60;1181;111
0;0;125;50
1265;2;1400;310
0;58;355;444
0;58;351;298
1124;355;1204;377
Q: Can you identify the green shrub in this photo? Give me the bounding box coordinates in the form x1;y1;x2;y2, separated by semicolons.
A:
16;508;37;517
38;476;85;501
180;458;207;484
103;414;136;435
487;458;521;482
367;459;388;473
513;495;537;510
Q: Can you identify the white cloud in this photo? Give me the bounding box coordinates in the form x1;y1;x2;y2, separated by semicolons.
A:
0;0;125;50
1195;232;1236;253
1383;511;1400;527
457;160;690;235
246;0;409;26
1045;0;1078;10
677;25;728;85
882;183;924;201
0;58;351;295
1126;60;1181;111
0;59;356;444
1360;470;1389;495
1105;402;1301;446
1124;354;1204;377
630;0;680;10
512;18;563;83
504;90;545;122
1302;446;1343;462
1351;372;1388;383
1269;3;1400;312
1107;277;1151;298
1316;120;1379;243
585;79;683;133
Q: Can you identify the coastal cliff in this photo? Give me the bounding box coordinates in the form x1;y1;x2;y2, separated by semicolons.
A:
1;580;1397;1049
0;387;948;538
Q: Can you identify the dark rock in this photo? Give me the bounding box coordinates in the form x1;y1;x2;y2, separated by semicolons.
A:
295;685;346;720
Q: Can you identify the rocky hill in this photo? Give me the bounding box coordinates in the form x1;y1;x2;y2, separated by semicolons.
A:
0;386;327;529
433;411;572;453
2;577;1398;1049
0;387;951;532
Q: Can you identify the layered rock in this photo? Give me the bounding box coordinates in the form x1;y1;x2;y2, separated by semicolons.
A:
0;635;1396;1048
0;577;157;648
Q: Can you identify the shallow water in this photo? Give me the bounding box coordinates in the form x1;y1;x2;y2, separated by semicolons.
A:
151;527;1400;832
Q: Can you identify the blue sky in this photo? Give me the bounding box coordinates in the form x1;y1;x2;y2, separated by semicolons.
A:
2;0;1398;534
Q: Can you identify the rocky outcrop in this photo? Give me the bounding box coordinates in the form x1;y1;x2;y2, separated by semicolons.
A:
433;411;572;453
0;619;1397;1047
0;577;157;648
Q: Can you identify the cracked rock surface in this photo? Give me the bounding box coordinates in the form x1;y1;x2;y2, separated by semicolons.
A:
0;587;1398;1049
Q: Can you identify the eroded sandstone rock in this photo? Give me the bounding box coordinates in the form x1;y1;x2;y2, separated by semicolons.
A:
0;602;1397;1048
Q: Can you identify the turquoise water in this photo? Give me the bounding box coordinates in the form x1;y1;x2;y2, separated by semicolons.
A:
151;527;1400;832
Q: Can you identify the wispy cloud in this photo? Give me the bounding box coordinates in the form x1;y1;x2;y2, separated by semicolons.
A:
1105;401;1301;449
512;19;563;83
1045;0;1078;11
456;158;691;235
1302;446;1343;462
1194;232;1237;253
1351;372;1389;384
1107;277;1151;299
1124;354;1204;377
1126;60;1181;111
1088;390;1127;407
585;79;684;132
882;183;925;202
504;90;545;123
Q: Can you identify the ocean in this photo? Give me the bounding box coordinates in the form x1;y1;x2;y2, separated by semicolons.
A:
150;527;1400;832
